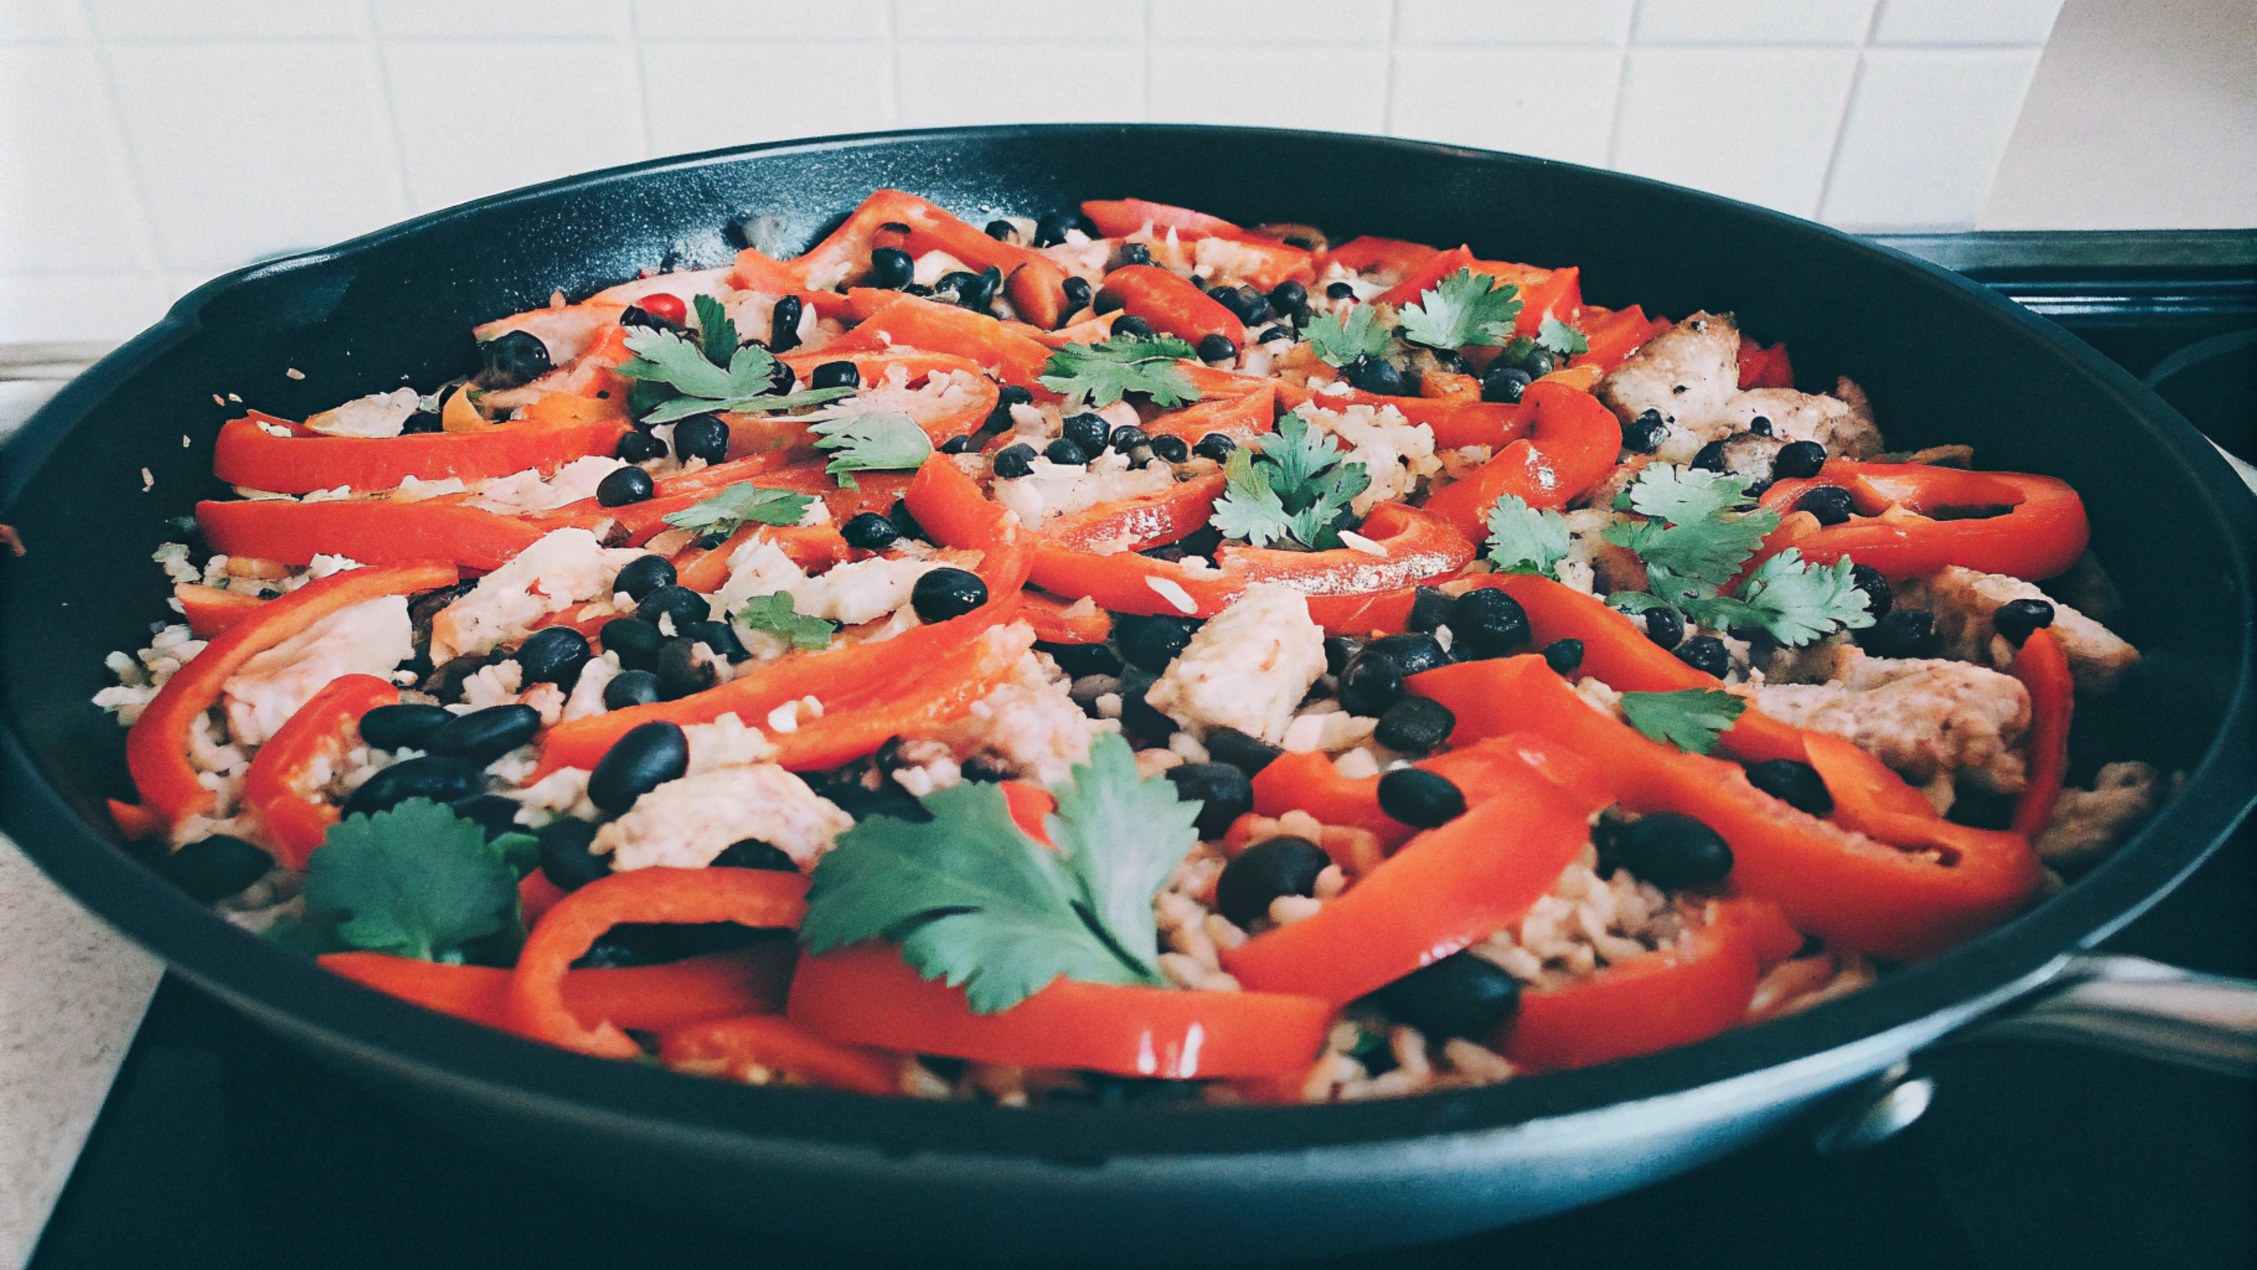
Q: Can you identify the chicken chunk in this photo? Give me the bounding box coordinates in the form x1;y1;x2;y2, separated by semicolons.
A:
430;527;641;663
1712;380;1884;460
2034;761;2160;867
592;763;853;871
222;595;413;746
1751;645;2031;790
1145;584;1327;744
1595;311;1741;461
1894;566;2141;693
925;649;1116;784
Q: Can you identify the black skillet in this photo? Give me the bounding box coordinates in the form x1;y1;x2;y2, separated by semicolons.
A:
3;126;2253;1264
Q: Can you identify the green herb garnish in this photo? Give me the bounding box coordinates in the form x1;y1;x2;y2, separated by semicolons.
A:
617;324;857;425
734;591;836;651
1536;313;1590;358
1209;411;1371;551
807;411;933;489
1618;689;1747;755
660;482;816;539
1397;268;1524;350
1039;334;1202;407
1302;303;1395;367
1483;493;1572;578
301;799;534;962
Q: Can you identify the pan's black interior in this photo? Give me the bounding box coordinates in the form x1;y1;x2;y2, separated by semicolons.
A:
2;127;2252;1258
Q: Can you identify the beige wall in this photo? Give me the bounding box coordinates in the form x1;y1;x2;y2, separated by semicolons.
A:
1984;0;2257;228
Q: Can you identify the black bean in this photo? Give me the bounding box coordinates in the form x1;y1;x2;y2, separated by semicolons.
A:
712;839;800;871
992;443;1037;479
683;619;750;662
1640;606;1686;650
1323;634;1364;677
936;270;985;307
516;626;592;690
1255;325;1291;345
450;793;524;846
1369;951;1521;1041
1858;608;1936;659
866;246;914;289
840;511;901;551
1747;415;1773;437
1375;697;1456;752
1111;314;1154;339
983;218;1017;241
1034;639;1121;678
1994;598;2056;648
1163;762;1256;840
636;584;710;633
588;721;690;814
1204;726;1283;778
810;360;860;391
1149;434;1189;463
1033;208;1091;248
1061;275;1093;313
603;668;662;710
358;702;453;751
1366;632;1450;678
1113;242;1152;270
1602;812;1734;888
1193;432;1236;462
537;817;608;891
596;466;655;507
618;304;677;332
1062;412;1111;455
654;637;717;700
1207;285;1269;325
1113;669;1178;750
671;414;730;465
768;296;803;353
1516;345;1555;379
888;498;927;543
1108;425;1152;453
1268;280;1309;323
1345;354;1414;397
1405;586;1453;633
1115;613;1200;672
402;411;443;434
1196;333;1238;364
1689;439;1729;472
939;435;974;454
1773;440;1828;479
600;617;663;673
1542;638;1585;674
1377;768;1465;828
615;429;666;463
342;757;487;819
1325;281;1356;300
1622;408;1669;453
1337;651;1405;717
911;567;988;622
1214;836;1329;926
1795;485;1856;526
1450;588;1532;660
1675;635;1730;678
1746;759;1834;815
158;835;274;903
1481;364;1532;405
478;330;551;389
428;704;541;765
613;554;677;602
1044;438;1089;466
1852;564;1892;620
422;652;502;705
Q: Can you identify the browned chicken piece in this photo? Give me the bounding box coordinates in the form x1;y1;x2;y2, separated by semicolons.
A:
2035;762;2161;866
1712;379;1884;460
1895;566;2141;693
1750;644;2031;791
1594;311;1741;461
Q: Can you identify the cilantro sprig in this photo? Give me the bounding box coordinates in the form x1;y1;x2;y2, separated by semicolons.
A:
1483;493;1572;578
660;482;815;540
1689;549;1874;646
617;318;857;425
1536;314;1589;358
1303;304;1396;368
807;411;933;489
1397;268;1523;350
734;591;835;651
800;734;1199;1013
1209;411;1372;551
300;799;536;962
1039;334;1202;407
1618;689;1746;755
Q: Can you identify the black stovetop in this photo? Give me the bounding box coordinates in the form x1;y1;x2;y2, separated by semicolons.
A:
30;231;2257;1270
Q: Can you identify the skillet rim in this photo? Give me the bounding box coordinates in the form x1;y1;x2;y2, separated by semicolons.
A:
2;123;2252;1166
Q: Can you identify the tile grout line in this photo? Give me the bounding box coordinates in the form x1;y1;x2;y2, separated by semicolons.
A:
1603;0;1644;168
1379;0;1397;134
621;0;656;160
1811;0;1890;223
73;0;165;278
357;0;416;219
885;0;903;128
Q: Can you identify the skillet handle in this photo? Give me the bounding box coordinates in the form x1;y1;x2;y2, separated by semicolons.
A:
1958;953;2257;1078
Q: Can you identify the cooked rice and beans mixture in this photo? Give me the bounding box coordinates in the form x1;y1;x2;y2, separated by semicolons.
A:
99;192;2161;1104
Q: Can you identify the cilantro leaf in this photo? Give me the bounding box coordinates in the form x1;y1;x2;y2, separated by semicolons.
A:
302;799;529;962
693;294;737;366
638;384;858;427
1397;268;1523;349
1039;334;1202;407
1689;549;1875;646
807;412;933;489
734;591;835;650
1209;447;1295;548
800;734;1190;1013
1618;689;1746;755
660;482;815;538
1210;412;1371;551
620;324;858;425
1302;304;1395;367
1536;314;1589;358
1484;493;1572;577
1601;467;1779;587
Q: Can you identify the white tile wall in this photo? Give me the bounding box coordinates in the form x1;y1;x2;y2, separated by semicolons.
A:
1;0;2073;344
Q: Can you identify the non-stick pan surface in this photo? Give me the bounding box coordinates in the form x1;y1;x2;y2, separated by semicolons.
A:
3;126;2252;1262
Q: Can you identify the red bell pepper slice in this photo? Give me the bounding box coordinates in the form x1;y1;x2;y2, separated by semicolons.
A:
1040;471;1225;553
1320;235;1442;283
728;247;855;320
519;868;569;926
1374;245;1476;309
2008;628;2073;838
241;673;400;868
1499;898;1802;1071
763;622;1033;772
1021;593;1110;644
1276;379;1527;450
1756;461;2090;582
1001;780;1058;844
826;292;1058;396
508;867;809;1058
175;583;265;638
1408;655;2041;960
125;561;459;826
786;942;1336;1080
1418;381;1624;538
1223;761;1602;1004
1081;197;1248;243
673;524;849;593
658;1014;904;1095
1567;305;1666;375
1734;337;1795;390
1097;265;1247;349
781;190;1073;328
773;350;1001;447
107;798;167;841
323;943;795;1036
1248;733;1613;859
1143;382;1277;444
540;450;812;545
213;398;631;496
196;496;600;571
900;454;1032;592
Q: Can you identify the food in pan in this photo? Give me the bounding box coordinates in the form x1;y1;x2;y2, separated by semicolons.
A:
96;191;2163;1103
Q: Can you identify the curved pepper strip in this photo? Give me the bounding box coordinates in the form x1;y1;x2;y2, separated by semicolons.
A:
826;292;1057;396
508;868;809;1058
2008;628;2073;838
1040;471;1225;553
241;673;400;868
1567;305;1668;375
673;524;850;593
196;496;596;571
728;247;855;320
1081;197;1247;242
900;455;1033;593
1408;655;2041;961
175;583;265;638
786;942;1336;1080
781;189;1073;329
1143;382;1277;444
1022;310;1121;348
772;350;1001;447
1375;245;1476;309
1797;732;2033;862
1223;762;1602;1004
1098;265;1247;350
1756;461;2090;581
1276;379;1526;451
765;623;1034;772
323;944;795;1036
1022;593;1110;644
1415;381;1624;539
543;450;812;544
658;1014;904;1095
213;398;630;495
519;869;569;926
1499;898;1802;1071
125;561;458;825
1249;733;1615;858
1320;235;1442;283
